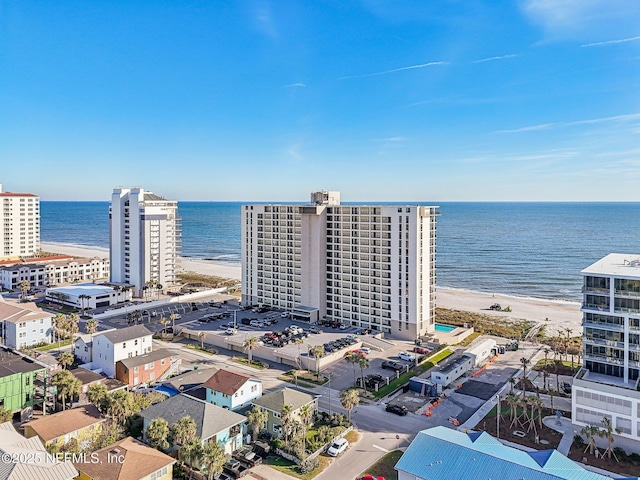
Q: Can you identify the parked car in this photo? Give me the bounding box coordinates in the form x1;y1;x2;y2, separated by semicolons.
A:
357;374;385;389
562;382;572;394
249;320;264;328
241;318;253;325
359;347;371;354
327;437;349;457
339;324;348;330
308;326;322;334
198;317;210;323
225;327;238;335
357;476;387;480
413;346;430;354
385;404;408;416
398;351;416;362
381;360;404;371
280;312;289;317
253;441;271;458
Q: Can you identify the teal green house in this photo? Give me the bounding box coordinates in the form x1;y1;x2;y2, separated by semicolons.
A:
0;348;46;419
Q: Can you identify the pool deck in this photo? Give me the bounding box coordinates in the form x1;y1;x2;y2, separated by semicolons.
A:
428;323;474;344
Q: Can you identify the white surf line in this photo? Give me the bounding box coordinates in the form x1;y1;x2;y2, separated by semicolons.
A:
373;444;389;453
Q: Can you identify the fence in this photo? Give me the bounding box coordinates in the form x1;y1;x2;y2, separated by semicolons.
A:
274;425;354;465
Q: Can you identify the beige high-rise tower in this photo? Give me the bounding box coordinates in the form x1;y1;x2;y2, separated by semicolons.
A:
242;191;439;341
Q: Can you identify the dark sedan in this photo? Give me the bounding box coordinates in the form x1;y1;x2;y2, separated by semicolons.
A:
385;404;408;416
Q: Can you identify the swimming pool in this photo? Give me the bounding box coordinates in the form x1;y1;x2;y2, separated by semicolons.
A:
434;323;456;333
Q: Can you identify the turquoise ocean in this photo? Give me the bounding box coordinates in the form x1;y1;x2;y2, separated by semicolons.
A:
41;202;640;302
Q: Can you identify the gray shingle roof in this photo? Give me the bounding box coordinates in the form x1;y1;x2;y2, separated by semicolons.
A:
251;387;316;413
117;349;173;369
99;325;152;344
139;393;246;440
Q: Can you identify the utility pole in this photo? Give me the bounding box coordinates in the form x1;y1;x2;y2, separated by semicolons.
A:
496;394;500;439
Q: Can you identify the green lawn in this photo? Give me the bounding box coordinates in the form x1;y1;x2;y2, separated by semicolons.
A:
266;454;331;480
184;343;216;355
233;357;269;369
358;450;403;480
35;339;71;351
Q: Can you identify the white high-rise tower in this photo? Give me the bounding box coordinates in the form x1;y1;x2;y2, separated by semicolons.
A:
0;183;40;260
242;191;439;341
109;187;180;297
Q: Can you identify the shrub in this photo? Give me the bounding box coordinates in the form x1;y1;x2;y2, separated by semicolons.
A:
572;435;585;448
299;457;320;474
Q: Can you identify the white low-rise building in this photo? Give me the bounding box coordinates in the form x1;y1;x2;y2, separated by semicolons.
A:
80;324;153;377
45;283;131;310
0;255;109;291
0;300;53;349
463;338;496;367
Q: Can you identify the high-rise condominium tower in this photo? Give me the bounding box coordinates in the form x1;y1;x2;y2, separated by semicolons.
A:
0;183;40;260
109;187;180;297
572;253;640;441
242;191;439;341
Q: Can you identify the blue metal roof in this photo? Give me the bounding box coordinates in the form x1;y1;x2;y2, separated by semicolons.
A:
395;426;619;480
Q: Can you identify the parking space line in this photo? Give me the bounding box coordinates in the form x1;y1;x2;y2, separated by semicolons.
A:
372;444;389;453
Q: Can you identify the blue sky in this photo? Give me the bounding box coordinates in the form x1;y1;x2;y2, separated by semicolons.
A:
1;0;639;201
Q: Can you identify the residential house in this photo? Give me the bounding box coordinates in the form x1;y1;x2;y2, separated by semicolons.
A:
203;368;262;411
23;404;104;451
71;367;106;403
115;348;180;387
140;393;247;456
395;426;625;480
74;333;94;364
85;325;152;377
74;436;175;480
0;300;53;349
0;348;46;420
251;387;317;437
0;421;78;479
156;367;217;397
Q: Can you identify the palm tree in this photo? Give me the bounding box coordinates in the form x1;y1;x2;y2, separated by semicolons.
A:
106;390;133;425
243;336;260;364
356;354;370;390
85;319;99;335
19;279;30;302
542;370;550;391
180;437;203;473
519;357;530;397
598;417;621;461
344;352;361;386
171;416;197;451
169;312;178;329
505;391;519;427
53;313;66;351
66;313;80;340
309;344;324;376
78;294;91;316
508;377;516;393
159;317;170;336
581;424;600;455
87;383;108;411
246;406;268;442
198;331;206;349
58;351;74;369
0;407;12;423
294;337;304;368
543;347;551;368
340;389;360;422
51;370;81;411
146;418;170;451
202;441;225;480
298;403;313;454
280;404;293;447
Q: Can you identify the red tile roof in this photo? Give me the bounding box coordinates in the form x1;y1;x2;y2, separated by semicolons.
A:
0;192;38;197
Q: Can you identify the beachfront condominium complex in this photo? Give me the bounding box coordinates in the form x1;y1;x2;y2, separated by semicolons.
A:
0;183;40;260
242;191;439;341
109;187;180;297
572;253;640;443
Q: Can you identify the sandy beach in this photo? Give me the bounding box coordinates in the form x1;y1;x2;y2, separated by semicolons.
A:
41;242;581;333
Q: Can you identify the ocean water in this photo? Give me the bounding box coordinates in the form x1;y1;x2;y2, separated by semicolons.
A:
41;201;640;302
